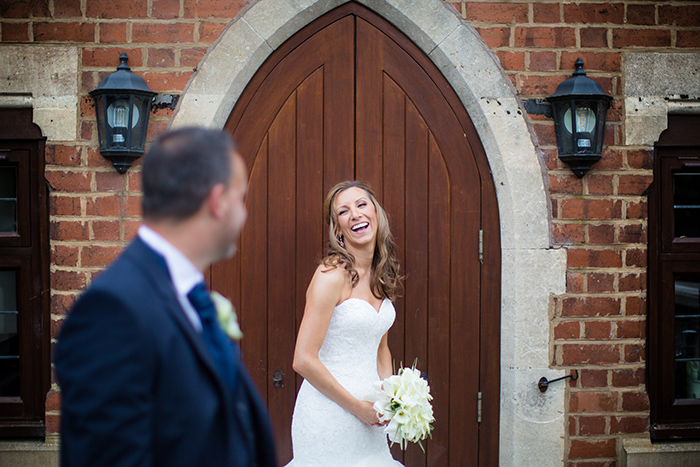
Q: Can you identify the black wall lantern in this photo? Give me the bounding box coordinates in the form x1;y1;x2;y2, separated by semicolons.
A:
547;58;612;178
90;53;157;174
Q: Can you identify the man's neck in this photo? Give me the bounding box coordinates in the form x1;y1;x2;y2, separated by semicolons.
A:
144;218;213;273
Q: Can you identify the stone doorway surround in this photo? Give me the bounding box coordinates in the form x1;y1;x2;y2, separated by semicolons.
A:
171;1;568;465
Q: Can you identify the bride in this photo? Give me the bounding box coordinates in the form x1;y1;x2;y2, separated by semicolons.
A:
285;181;404;466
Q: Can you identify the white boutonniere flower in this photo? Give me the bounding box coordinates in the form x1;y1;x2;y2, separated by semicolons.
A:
210;291;243;340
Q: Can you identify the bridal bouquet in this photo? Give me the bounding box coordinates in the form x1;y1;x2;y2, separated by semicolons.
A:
373;366;435;451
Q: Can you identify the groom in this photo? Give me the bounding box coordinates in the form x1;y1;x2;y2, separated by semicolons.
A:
55;127;278;467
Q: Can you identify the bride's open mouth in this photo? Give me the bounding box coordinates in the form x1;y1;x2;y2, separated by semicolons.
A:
351;221;369;234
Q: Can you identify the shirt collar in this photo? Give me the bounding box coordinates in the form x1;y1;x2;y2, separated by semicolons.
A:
138;224;203;296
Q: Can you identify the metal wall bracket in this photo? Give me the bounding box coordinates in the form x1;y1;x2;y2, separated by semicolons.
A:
538;370;579;393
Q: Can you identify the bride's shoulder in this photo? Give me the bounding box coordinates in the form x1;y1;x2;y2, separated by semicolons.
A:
307;263;351;299
313;262;346;285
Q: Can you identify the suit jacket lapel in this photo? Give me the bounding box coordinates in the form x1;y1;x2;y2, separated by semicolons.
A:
125;238;257;447
124;239;231;398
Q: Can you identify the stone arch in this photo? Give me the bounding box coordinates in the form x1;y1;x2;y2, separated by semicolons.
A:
172;1;567;465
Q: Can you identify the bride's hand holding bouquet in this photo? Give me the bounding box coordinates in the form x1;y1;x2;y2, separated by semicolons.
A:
352;399;388;427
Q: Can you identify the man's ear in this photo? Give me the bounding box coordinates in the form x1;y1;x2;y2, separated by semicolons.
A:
207;183;228;220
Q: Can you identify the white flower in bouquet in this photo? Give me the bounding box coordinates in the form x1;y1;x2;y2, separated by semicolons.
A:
373;366;435;451
210;291;243;340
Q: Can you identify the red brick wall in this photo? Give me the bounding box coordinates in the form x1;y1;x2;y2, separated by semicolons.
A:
2;0;699;463
448;1;696;465
1;0;253;436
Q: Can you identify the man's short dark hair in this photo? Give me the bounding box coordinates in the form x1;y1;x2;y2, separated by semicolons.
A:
142;127;236;221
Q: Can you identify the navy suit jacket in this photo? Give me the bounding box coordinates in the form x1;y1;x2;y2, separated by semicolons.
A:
55;238;278;467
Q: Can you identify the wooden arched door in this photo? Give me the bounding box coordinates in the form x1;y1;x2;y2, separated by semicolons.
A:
214;4;500;465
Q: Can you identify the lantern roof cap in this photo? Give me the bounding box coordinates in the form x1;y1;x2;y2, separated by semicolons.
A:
547;58;612;101
89;53;156;97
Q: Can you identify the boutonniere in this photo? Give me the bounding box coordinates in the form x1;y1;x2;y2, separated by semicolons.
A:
210;291;243;341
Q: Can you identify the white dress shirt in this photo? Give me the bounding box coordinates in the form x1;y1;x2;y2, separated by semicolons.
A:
138;224;203;332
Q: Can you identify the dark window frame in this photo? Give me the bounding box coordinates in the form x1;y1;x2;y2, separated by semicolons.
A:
649;114;700;440
0;150;30;246
0;108;50;438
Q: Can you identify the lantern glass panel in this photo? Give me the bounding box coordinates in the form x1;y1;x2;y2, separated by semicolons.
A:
103;95;136;149
593;100;608;152
563;106;596;134
571;100;600;155
130;95;152;151
95;96;108;150
107;99;140;135
552;100;575;156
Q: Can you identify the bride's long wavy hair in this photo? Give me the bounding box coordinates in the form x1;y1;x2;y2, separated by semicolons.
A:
322;181;403;301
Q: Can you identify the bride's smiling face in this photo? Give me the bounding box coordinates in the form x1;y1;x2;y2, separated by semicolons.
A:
333;187;378;249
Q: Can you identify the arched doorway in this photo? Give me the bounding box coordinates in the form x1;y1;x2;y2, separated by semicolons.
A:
174;1;569;465
211;4;499;465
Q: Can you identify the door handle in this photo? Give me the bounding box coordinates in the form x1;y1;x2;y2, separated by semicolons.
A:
272;370;284;388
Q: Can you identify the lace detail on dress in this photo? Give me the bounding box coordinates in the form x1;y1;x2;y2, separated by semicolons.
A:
285;298;403;467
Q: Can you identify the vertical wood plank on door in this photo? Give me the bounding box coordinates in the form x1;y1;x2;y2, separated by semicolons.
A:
356;17;383;188
449;183;481;463
380;74;405;272
427;134;451;466
381;74;407;464
238;137;269;396
295;69;325;389
266;94;298;461
479;171;502;467
403;99;430;467
381;77;406;338
404;100;429;368
323;16;355;191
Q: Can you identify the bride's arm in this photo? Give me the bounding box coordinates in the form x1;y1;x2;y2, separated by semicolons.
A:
377;332;392;381
292;266;381;427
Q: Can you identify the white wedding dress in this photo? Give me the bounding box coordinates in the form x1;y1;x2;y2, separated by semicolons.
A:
285;298;403;467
